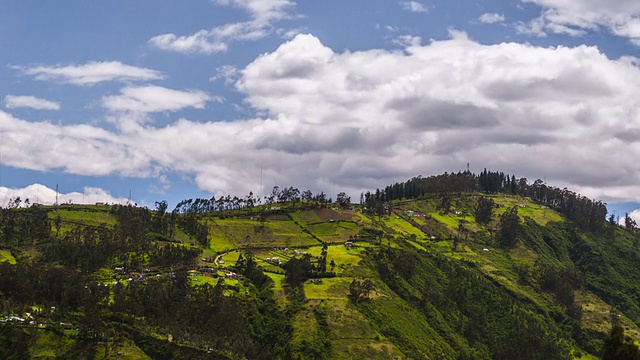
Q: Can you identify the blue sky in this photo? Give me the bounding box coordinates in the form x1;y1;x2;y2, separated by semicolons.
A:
1;0;640;219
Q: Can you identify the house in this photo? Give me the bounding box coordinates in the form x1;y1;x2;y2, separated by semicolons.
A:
225;272;244;280
344;241;354;247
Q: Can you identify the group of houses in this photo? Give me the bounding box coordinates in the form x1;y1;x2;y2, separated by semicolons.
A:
265;257;282;265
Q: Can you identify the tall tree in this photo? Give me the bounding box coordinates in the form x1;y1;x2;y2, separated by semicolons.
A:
475;196;495;224
499;206;520;248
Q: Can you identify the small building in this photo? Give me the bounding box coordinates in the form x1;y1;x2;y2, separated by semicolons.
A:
404;210;414;217
225;272;244;280
344;241;354;247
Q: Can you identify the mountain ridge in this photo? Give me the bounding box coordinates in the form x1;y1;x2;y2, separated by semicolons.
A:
0;170;638;359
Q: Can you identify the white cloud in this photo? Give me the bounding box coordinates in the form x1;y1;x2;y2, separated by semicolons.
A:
5;95;60;110
0;183;129;207
401;1;428;13
15;61;164;86
520;0;640;42
8;33;640;202
101;86;215;113
148;175;171;195
626;209;640;225
393;35;422;47
148;30;228;54
210;65;240;84
479;13;506;24
214;0;294;22
515;17;548;37
278;26;306;40
149;0;295;54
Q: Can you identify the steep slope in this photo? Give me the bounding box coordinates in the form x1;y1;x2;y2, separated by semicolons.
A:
0;172;639;359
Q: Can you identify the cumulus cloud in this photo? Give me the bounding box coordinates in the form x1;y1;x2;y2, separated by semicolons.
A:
479;13;506;24
15;61;164;86
101;86;215;113
626;209;640;225
0;184;129;207
5;95;60;110
520;0;640;42
149;0;295;54
7;33;640;202
401;1;428;13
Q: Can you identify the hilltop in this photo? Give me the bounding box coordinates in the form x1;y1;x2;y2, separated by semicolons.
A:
0;170;639;359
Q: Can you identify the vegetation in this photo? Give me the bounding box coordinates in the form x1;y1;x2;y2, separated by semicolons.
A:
0;170;639;359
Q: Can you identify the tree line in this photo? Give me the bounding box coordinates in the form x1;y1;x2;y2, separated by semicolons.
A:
364;169;607;233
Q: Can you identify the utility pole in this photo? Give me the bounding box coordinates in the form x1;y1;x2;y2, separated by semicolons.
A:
54;184;59;212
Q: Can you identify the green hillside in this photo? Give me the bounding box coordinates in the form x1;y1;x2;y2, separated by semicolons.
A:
1;171;639;359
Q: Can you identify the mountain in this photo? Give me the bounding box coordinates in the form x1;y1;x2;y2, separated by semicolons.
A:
0;171;639;359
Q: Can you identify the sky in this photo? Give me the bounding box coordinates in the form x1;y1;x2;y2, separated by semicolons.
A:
1;0;640;220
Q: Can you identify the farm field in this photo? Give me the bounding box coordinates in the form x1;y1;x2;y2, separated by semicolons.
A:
209;217;319;248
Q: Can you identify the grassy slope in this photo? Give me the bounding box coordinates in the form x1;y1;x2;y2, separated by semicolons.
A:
373;195;640;358
29;330;150;360
10;198;640;359
0;249;16;264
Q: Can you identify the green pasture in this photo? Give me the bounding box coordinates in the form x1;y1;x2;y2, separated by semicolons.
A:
265;272;286;292
210;218;318;248
289;210;320;223
216;251;242;268
307;221;360;243
492;195;563;225
304;277;351;300
50;207;118;227
381;216;425;238
323;299;406;359
0;249;16;264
